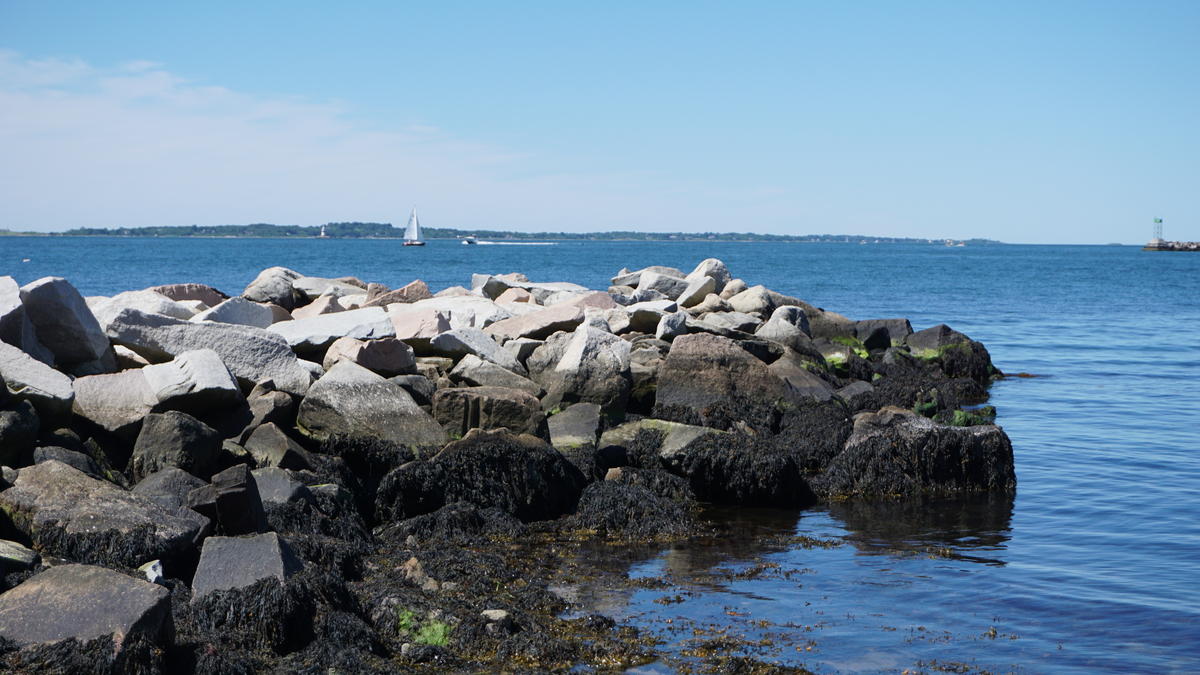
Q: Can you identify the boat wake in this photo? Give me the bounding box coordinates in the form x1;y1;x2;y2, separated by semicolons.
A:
474;241;557;246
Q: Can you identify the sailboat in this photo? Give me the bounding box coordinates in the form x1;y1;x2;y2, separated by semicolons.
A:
403;207;426;246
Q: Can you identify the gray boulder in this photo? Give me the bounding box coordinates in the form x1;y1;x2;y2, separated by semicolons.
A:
191;297;275;328
610;265;684;288
321;336;416;376
676;275;716;308
141;348;245;413
449;354;543;396
541;326;632;420
251;467;311;506
106;308;312;395
548;402;602;451
32;446;103;478
0;539;38;572
0;564;171;649
296;360;447;448
387;304;451;351
409;295;512;330
91;290;196;332
191;532;303;600
19;276;116;373
71;368;158;438
292;276;363;302
636;271;689;299
131;467;208;514
267;306;395;353
242;266;302;310
129;411;222;482
757;305;812;342
655;310;689;341
433;386;547;438
905;323;970;354
0;460;207;567
429;327;525;374
685;258;732;294
242;422;313;470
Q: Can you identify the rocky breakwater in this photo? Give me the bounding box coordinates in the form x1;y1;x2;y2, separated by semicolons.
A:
0;261;1014;672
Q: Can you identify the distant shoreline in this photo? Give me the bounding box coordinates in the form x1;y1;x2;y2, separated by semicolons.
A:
0;224;1004;245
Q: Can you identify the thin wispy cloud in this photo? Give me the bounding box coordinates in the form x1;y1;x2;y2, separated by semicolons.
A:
0;50;786;233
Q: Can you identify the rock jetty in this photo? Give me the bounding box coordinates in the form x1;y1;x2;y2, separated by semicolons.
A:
0;260;1015;672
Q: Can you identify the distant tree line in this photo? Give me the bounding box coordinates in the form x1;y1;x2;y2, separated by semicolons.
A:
5;223;1001;245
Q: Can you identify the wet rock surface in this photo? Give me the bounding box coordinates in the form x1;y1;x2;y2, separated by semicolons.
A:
0;259;1012;672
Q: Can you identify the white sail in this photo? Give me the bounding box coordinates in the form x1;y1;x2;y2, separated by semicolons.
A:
404;207;423;242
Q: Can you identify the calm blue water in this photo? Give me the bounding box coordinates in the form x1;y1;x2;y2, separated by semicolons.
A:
3;237;1199;673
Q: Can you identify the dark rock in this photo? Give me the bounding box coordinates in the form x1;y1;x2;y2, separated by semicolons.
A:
0;564;171;652
382;501;526;545
376;428;587;523
237;387;295;441
814;407;1016;499
33;446;103;478
640;430;818;508
433;386;547;438
191;532;303;600
0;460;207;568
129;411;222;482
0;400;38;466
856;318;912;350
654;333;795;432
187;464;268;536
906;323;969;353
388;374;436;406
251;467;312;506
568;481;696;538
131;467;207;513
243;422;314;470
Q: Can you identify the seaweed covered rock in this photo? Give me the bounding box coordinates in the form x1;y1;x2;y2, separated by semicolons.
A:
635;429;818;508
376;428;586;523
814;407;1016;499
380;501;527;546
568;480;696;539
0;564;171;671
0;461;207;568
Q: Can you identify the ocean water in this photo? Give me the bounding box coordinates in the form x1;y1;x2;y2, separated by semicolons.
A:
3;237;1199;673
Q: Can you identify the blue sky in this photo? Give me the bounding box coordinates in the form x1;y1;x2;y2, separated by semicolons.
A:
1;1;1197;243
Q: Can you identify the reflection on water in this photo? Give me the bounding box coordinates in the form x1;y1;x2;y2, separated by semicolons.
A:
825;492;1015;566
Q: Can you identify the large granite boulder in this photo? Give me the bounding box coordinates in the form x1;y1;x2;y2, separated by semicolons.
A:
0;341;74;421
362;279;433;307
484;303;587;341
814;407;1016;499
190;297;275;328
321;336;416;376
428;327;525;374
433;386;547;438
610;266;684;288
387;304;451;351
267;306;395;354
755;305;812;348
242;266;303;310
0;460;207;567
19;276;115;373
541;326;632;420
106;308;312;395
376;428;586;523
409;296;512;330
242;422;313;470
685;258;732;294
296;361;447;449
131;467;208;514
129;411;223;482
654;333;794;431
73;349;244;438
449;354;542;396
0;564;172;650
676;275;716;308
292;276;363;302
90;290;196;332
636;271;689;300
191;532;303;600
